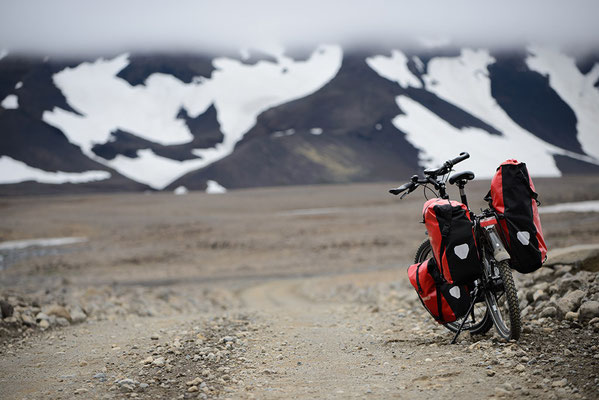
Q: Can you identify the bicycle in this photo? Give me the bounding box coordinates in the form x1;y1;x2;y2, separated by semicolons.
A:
389;152;521;343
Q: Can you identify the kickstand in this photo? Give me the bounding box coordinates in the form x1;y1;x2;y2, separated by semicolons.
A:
451;287;479;344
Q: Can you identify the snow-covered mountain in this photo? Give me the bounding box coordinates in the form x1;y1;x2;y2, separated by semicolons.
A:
1;44;598;195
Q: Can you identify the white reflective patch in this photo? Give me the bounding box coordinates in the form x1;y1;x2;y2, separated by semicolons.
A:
454;243;470;260
517;231;530;246
449;286;461;299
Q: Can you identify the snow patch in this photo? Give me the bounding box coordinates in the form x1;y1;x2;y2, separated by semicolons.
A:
539;200;599;214
44;45;342;189
15;81;23;89
206;180;226;194
309;127;323;135
106;149;205;189
0;156;110;184
0;49;7;61
272;129;295;138
526;45;599;160
0;237;87;251
1;94;18;109
366;50;422;88
377;48;598;178
173;186;188;195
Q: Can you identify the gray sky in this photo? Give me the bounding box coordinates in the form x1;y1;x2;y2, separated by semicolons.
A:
1;0;598;55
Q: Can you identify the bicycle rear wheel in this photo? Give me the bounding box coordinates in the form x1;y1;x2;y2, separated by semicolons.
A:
484;259;521;340
414;239;492;335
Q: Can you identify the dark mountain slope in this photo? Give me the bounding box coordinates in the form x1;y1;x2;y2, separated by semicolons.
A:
169;54;422;190
488;52;583;154
91;105;224;161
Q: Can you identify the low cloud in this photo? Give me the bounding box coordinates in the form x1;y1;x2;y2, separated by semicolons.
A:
1;0;598;55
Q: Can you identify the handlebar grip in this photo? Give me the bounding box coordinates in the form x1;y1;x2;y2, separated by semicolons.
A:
450;152;470;166
389;182;413;196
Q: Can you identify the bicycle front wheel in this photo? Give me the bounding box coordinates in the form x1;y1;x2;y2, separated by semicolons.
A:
414;239;492;335
484;259;521;340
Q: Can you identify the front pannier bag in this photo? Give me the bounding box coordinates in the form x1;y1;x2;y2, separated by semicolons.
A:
423;198;481;284
487;160;547;273
408;258;471;323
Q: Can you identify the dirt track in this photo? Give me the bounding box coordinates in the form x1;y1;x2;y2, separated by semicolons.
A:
1;178;599;399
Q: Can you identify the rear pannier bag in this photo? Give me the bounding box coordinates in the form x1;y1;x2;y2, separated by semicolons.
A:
486;160;547;273
408;258;471;324
423;198;481;284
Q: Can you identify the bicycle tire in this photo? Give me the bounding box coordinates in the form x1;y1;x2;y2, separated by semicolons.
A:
413;239;492;335
484;259;521;340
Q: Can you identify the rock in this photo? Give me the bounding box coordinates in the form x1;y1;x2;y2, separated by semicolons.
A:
540;307;557;318
93;373;107;382
486;370;496;377
69;306;87;323
39;319;50;329
545;244;599;272
139;383;149;390
578;301;599;323
186;377;202;386
74;388;88;395
141;356;153;365
35;312;49;322
150;334;160;340
558;276;587;295
515;364;526;372
0;300;14;318
188;386;198;392
565;311;579;321
556;290;586;316
552;378;567;387
589;317;599;326
533;290;548;302
44;305;72;322
152;357;165;367
55;317;70;327
21;314;36;326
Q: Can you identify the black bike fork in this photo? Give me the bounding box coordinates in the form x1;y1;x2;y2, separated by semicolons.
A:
451;286;479;344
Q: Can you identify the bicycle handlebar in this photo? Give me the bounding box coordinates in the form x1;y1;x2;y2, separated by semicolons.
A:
389;152;470;196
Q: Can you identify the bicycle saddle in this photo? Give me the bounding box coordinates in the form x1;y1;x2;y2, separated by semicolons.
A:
449;170;475;185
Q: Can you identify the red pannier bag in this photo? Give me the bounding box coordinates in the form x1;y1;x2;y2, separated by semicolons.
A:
408;258;471;324
486;160;547;273
423;198;481;284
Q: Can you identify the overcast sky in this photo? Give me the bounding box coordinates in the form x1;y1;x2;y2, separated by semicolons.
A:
1;0;598;55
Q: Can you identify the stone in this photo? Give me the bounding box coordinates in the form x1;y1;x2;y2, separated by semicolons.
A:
142;356;153;364
44;305;72;322
515;364;526;372
558;276;587;295
552;378;567;387
545;244;599;272
578;301;599;323
186;377;202;386
533;290;548;302
21;314;36;326
188;386;198;392
55;317;70;327
69;306;87;323
35;312;49;322
0;300;14;318
150;334;160;340
540;307;557;318
152;357;165;367
565;311;579;321
39;319;50;329
556;290;586;316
